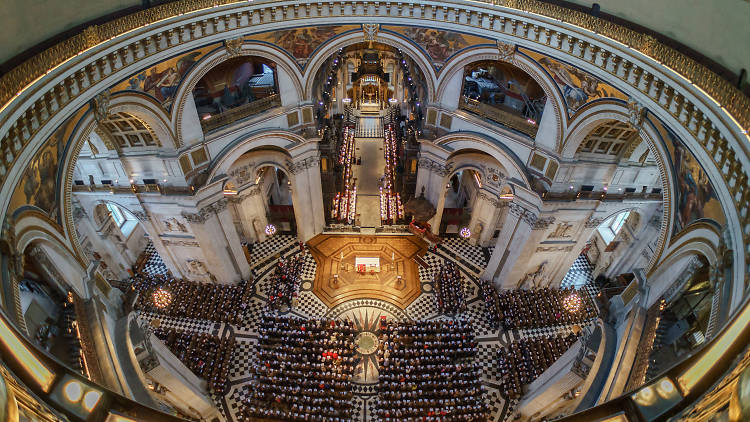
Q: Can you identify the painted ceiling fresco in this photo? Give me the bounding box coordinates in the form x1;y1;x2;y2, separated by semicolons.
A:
520;47;627;116
384;26;494;69
10;107;88;223
247;25;360;63
649;117;725;236
111;43;218;111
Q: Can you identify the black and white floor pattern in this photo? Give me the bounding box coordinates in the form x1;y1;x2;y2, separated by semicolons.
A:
140;240;169;276
134;237;597;422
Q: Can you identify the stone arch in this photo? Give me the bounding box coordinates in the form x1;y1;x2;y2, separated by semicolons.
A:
646;225;721;308
170;42;305;145
14;216;88;299
207;130;306;182
302;31;438;103
435;46;566;149
434;131;532;188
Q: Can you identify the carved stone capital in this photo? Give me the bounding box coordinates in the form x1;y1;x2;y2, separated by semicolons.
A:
418;158;452;177
286;156;320;175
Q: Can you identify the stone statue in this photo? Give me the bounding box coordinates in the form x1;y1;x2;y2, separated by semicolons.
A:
520;261;548;288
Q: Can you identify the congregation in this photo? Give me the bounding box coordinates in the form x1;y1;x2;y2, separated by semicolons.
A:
242;313;356;421
497;333;580;400
375;320;487;421
130;274;253;324
488;287;597;331
152;327;235;394
434;262;467;315
266;254;306;310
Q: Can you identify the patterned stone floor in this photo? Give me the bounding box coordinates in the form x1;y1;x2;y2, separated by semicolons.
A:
135;235;597;422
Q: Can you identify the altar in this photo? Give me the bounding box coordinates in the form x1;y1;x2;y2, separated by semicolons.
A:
355;257;380;273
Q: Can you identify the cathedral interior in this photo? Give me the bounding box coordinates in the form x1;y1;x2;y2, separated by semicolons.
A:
0;1;749;421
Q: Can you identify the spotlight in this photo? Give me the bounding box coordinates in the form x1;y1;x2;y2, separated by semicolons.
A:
63;380;83;402
82;390;102;412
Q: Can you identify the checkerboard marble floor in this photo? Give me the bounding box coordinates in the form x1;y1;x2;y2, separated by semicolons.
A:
134;236;599;422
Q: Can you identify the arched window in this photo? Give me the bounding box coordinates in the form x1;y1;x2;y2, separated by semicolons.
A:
598;211;631;244
106;203;125;227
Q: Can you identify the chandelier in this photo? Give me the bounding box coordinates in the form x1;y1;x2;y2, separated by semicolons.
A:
459;227;471;238
563;293;583;313
265;224;277;236
152;288;172;309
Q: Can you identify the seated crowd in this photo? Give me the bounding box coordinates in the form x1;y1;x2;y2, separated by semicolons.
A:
434;262;466;315
497;333;580;400
267;255;305;310
153;327;235;394
480;280;501;329
131;274;252;324
375;320;487;422
489;287;597;331
242;313;356;422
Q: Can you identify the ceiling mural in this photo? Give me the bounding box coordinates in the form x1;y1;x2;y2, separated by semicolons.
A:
384;26;494;70
246;25;360;65
520;47;628;116
651;117;725;237
111;43;219;111
9;107;87;224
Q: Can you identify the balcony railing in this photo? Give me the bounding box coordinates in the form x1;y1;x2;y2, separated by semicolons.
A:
199;94;281;133
458;97;539;138
72;184;193;196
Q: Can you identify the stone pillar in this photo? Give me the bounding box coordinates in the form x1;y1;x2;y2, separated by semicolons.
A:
483;202;538;288
132;211;184;279
232;185;269;243
415;155;451;234
467;189;503;246
287;146;325;241
182;198;251;283
179;94;204;147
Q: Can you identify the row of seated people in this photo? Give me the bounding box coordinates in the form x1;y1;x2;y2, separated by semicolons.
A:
241;313;356;422
480;280;501;329
434;262;467;315
489;287;597;331
497;333;580;400
131;274;252;324
152;327;235;394
267;254;305;310
375;320;487;421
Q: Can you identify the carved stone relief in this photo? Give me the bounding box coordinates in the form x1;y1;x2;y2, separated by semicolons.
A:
548;222;574;238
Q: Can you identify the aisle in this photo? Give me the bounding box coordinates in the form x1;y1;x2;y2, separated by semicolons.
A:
354;137;384;227
356;116;383;137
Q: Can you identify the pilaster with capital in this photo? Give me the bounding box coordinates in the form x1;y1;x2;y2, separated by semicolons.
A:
482;201;539;288
287;146;325;241
182;197;250;283
231;186;268;243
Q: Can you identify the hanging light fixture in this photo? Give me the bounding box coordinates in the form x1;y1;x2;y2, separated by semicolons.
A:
563;293;583;313
459;227;471;239
152;288;172;309
265;224;277;236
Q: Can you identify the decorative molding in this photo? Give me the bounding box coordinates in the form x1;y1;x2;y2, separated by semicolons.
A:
533;216;556;230
91;89;111;123
585;216;606;228
181;198;229;224
627;97;647;130
161;239;200;247
496;40;516;63
286;156;320;175
536;244;576;253
418;157;452;177
363;23;379;42
224;37;244;57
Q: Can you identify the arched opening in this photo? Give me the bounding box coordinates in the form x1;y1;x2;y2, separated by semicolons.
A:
439;168;483;235
19;243;89;377
459;60;546;137
192;56;280;133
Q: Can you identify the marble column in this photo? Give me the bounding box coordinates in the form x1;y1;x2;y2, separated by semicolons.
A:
483;202;538;288
182;198;251;284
